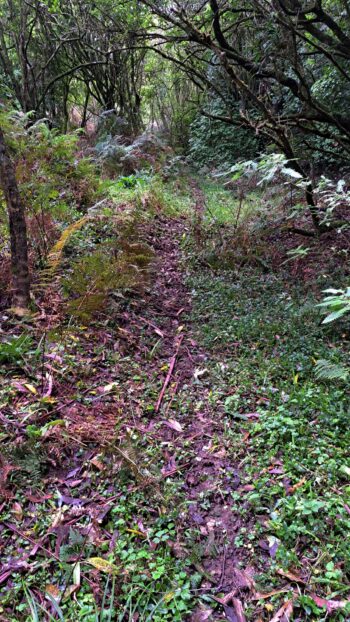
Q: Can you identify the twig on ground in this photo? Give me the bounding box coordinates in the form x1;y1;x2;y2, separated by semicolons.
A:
155;335;184;412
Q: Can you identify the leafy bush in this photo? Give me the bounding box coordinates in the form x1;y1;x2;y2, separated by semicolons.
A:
95;132;168;175
0;111;101;267
314;359;349;381
189;100;261;169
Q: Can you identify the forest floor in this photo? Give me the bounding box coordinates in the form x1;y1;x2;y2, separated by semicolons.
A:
1;174;350;621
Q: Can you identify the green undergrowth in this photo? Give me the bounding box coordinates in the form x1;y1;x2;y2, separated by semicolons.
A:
104;173;191;217
199;178;260;225
2;169;350;621
0;171;195;621
188;266;350;620
0;328;199;621
0;456;196;621
38;172;191;322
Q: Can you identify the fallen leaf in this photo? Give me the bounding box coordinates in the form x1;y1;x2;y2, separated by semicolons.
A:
58;492;86;507
224;598;246;622
43;373;53;398
192;607;213;622
162;419;183;432
126;528;146;537
288;477;306;493
73;561;81;586
254;589;290;600
244;412;261;419
45;584;61;602
267;536;280;558
12;382;28;393
103;382;119;393
11;502;23;521
85;557;119;574
90;456;104;471
276;568;306;584
40;396;57;405
24;383;37;395
26;493;52;503
232;567;255;591
269;600;294;622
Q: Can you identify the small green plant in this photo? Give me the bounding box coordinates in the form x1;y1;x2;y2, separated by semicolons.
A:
24;575;116;622
0;334;33;366
63;242;154;321
225;153;303;184
115;173;150;189
284;245;310;262
318;287;350;324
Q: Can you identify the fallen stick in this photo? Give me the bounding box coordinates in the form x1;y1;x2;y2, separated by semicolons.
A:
155;335;184;412
138;315;165;338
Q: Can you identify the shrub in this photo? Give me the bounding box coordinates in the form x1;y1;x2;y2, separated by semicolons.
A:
189;101;261;169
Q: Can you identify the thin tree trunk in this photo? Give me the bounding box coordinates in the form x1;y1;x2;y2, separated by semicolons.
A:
81;84;90;128
0;126;30;310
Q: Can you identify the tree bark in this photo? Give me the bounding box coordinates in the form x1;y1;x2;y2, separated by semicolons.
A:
0;127;30;310
81;83;90;129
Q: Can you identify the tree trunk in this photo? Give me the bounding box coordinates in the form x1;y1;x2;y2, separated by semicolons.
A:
81;84;90;128
0;127;30;310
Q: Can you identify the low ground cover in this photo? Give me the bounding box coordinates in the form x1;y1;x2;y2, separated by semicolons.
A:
1;168;350;621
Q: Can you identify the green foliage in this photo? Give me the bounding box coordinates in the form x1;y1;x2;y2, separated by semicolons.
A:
314;359;349;381
227;153;303;184
318;287;350;324
0;334;34;366
24;576;116;622
285;246;310;262
16;124;100;217
188;264;350;609
0;111;101;268
189;101;260;169
114;173;149;189
63;242;154;321
1;113;100;215
113;519;194;621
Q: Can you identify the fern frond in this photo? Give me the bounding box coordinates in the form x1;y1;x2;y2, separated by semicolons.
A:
315;359;349;381
47;217;88;271
34;217;89;291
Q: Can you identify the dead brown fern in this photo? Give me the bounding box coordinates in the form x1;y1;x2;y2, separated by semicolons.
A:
34;217;89;292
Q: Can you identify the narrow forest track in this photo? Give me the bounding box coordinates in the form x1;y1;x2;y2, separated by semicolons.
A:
3;180;349;620
0;195;265;620
116;209;260;620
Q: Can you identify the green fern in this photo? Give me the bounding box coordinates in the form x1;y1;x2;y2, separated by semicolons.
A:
63;243;154;321
315;359;349;381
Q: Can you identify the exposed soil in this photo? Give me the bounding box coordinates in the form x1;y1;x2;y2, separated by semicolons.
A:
138;215;261;616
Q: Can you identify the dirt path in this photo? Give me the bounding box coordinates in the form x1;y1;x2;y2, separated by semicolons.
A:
126;213;258;620
0;209;260;620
